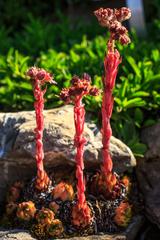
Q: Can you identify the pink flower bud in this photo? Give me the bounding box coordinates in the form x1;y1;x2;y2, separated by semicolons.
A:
36;69;46;80
71;75;81;86
119;26;128;35
27;67;38;78
82;73;91;82
94;8;115;27
115;7;131;22
60;88;70;103
89;87;100;96
109;21;121;32
119;34;131;45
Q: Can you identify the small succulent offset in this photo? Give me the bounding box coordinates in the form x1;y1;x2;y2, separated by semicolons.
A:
36;207;55;226
93;7;131;198
16;201;36;221
51;182;74;202
114;201;132;227
6;181;24;203
60;74;99;228
47;219;64;237
27;67;56;191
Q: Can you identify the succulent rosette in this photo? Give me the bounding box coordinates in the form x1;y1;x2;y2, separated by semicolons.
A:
47;219;64;237
114;202;132;227
36;207;55;226
16;201;36;221
51;182;74;202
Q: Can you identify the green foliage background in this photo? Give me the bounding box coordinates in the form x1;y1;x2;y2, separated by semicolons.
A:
0;2;160;157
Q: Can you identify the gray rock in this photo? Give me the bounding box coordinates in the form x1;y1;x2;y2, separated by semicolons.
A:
136;158;160;228
0;105;136;170
0;230;125;240
138;123;160;228
0;230;36;240
141;123;160;159
0;105;136;203
0;215;144;240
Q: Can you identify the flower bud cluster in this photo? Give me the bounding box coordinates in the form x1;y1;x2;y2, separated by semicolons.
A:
27;67;56;85
60;73;100;103
94;7;131;45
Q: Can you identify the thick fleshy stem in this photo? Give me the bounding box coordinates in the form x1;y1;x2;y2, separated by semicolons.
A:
33;80;51;190
101;50;121;192
74;96;86;207
33;79;45;173
27;67;55;191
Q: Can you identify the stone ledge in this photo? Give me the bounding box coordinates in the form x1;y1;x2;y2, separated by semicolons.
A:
0;215;144;240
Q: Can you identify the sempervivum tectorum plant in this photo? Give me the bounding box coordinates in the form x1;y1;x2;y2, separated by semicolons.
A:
31;223;47;239
51;182;74;202
121;176;131;192
36;207;55;226
94;7;131;48
16;201;36;221
60;73;99;228
27;67;56;191
93;7;131;198
47;219;64;237
6;181;24;203
6;202;17;216
71;201;93;229
114;201;132;227
49;201;60;214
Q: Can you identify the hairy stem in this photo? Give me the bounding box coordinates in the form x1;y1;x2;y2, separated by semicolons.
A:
101;49;121;188
34;78;45;173
74;96;86;206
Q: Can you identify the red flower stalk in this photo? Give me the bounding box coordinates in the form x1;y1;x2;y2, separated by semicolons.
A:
94;8;131;196
27;67;56;191
60;74;99;227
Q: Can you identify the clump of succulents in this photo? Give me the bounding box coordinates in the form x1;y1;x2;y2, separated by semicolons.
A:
32;208;64;238
1;6;136;239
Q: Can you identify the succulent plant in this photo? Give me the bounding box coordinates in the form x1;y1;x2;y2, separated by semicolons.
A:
36;207;55;226
90;172;121;199
71;202;93;229
31;223;47;239
27;67;56;191
49;201;60;214
16;201;36;221
114;201;132;227
47;219;64;237
121;176;131;192
51;182;74;202
6;181;24;203
6;202;17;216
